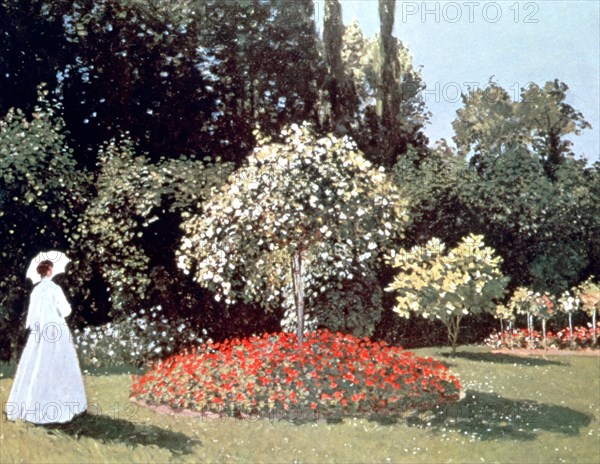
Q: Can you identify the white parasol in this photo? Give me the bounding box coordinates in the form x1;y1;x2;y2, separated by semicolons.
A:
26;250;71;284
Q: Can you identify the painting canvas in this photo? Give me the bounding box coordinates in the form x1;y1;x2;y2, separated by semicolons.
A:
1;1;598;463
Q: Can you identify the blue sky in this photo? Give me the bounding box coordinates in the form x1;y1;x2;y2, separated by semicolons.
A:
314;1;600;164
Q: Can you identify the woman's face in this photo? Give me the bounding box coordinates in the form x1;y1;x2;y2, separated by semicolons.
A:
46;267;53;277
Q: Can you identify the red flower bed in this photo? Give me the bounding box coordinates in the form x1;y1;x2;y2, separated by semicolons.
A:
486;325;600;350
131;330;461;418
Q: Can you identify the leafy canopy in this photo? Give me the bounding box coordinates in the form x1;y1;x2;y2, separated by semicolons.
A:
386;234;508;353
72;136;233;317
177;122;410;313
453;79;591;177
508;287;555;320
0;88;88;359
576;277;600;317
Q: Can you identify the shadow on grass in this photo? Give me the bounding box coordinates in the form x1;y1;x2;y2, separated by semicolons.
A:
41;412;199;455
406;389;592;440
0;363;16;378
439;351;564;367
1;363;147;379
81;365;147;377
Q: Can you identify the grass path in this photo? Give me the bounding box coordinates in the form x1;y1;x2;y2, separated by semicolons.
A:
1;345;599;463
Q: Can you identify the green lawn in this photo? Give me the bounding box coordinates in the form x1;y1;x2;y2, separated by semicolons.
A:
1;345;598;463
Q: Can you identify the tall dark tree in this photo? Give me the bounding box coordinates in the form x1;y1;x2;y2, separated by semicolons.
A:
340;19;430;167
0;0;72;116
376;0;421;167
323;0;356;132
378;0;399;125
57;0;229;167
260;0;324;131
2;0;324;168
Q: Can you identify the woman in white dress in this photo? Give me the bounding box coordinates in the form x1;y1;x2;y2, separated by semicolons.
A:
5;260;87;424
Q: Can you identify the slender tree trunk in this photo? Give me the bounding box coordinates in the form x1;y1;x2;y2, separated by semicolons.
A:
527;313;534;349
568;312;573;341
448;315;462;357
291;251;305;348
593;309;597;347
567;311;576;349
542;318;547;350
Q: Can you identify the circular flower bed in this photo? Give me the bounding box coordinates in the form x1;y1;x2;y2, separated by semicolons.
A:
131;330;461;419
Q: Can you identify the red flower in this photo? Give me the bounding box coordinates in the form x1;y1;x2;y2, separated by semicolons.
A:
131;329;462;418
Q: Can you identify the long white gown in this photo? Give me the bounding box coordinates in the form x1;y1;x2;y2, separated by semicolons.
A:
5;277;87;424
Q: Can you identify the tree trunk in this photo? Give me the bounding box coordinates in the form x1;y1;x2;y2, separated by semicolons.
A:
542;318;547;350
593;309;597;347
291;251;305;348
447;315;462;357
527;313;534;349
568;312;573;341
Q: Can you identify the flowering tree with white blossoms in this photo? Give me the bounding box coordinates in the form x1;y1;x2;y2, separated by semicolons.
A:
509;287;537;347
509;287;555;348
576;277;599;346
558;290;580;342
386;234;508;356
177;122;410;346
494;303;515;333
534;293;556;348
508;287;537;346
